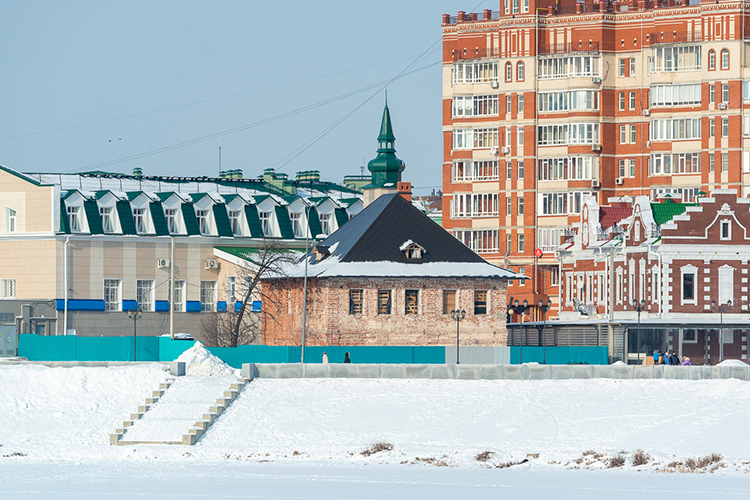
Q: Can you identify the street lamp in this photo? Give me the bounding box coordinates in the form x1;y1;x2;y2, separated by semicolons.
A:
127;308;142;362
450;309;466;364
711;299;732;363
631;299;647;365
508;298;529;363
537;299;552;364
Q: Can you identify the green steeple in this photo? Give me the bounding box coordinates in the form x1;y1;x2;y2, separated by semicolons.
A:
367;101;405;187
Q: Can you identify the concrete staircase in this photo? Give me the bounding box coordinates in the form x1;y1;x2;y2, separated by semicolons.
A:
110;376;250;446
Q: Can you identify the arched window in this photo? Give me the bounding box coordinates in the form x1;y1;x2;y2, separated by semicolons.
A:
517;61;525;81
709;50;716;70
505;62;512;81
721;49;729;69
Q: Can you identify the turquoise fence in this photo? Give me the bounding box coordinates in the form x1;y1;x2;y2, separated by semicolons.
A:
18;335;607;367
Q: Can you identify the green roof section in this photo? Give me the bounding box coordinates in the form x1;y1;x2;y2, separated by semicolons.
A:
275;206;295;239
126;191;145;201
212;203;234;238
338;198;361;208
190;193;212;203
156;192;178;202
221;193;240;204
307;206;323;238
181;203;201;236
214;246;260;263
149;201;170;236
63;189;84;200
59;199;71;234
83;200;104;235
650;202;696;225
244;205;265;238
334;208;349;228
115;200;137;235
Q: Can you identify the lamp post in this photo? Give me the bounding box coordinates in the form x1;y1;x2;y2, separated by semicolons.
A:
127;308;142;362
537;299;552;364
450;309;466;364
508;298;529;363
711;299;732;363
301;199;315;364
631;299;647;365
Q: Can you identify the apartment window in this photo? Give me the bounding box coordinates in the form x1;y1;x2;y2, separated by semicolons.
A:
6;208;16;233
452;128;499;150
518;197;524;215
540;191;592;215
259;211;272;236
650;152;701;175
506;197;512;215
517;61;525;81
721;220;731;240
228;210;241;235
452;160;499;182
200;281;217;312
506;161;512;180
620;125;627;144
195;209;209;234
651;83;702;107
505;62;512;81
452;193;498;218
377;290;391;315
518;161;524;179
517;127;524;146
709;50;716;70
722;118;729;137
619;159;626;178
710;118;715;138
630;124;636;144
67;206;80;232
290;212;303;237
653;45;701;72
506;95;512;114
405;290;419;315
505;126;511;147
349;289;363;315
170;279;185;312
518;234;525;252
133;208;147;233
1;279;16;299
619;58;626;77
629;159;636;177
538;90;599;112
721;49;729;69
710;154;715;172
136;279;154;312
538;157;599;181
722;83;729;103
453;61;499;84
512;0;519;14
682;273;695;301
104;279;121;311
649;118;701;141
100;207;113;233
454;229;499;254
630;58;635;76
518;95;524;112
538;55;598;79
537;123;600;145
165;209;178;234
453;95;499;117
319;213;331;235
550;267;560;286
710;84;715;103
442;290;456;314
474;290;488;315
629;92;636;110
506;233;512;253
722;153;729;172
619;92;625;111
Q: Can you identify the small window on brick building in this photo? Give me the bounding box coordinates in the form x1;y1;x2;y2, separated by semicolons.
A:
405;290;419;314
721;220;731;240
349;289;363;314
683;329;696;342
474;290;488;315
442;290;456;314
377;290;392;315
682;274;695;300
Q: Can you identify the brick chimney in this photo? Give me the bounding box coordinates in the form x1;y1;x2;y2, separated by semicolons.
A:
397;182;412;202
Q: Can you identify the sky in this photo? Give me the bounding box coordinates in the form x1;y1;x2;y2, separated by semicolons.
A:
0;1;495;195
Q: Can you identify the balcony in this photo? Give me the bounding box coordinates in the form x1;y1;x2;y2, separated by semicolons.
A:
452;47;500;61
538;42;600;55
444;10;501;26
648;31;702;45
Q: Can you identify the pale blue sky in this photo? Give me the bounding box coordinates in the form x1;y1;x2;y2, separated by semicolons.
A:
0;1;493;195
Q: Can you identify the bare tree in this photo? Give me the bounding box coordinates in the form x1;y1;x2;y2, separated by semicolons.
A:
201;240;297;347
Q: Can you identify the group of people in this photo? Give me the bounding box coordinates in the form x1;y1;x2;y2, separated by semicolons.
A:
653;349;692;366
321;352;350;364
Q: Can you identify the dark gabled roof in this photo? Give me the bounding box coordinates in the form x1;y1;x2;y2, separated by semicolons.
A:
212;203;234;238
244;205;265;238
275;206;295;239
314;194;484;264
181;203;201;236
116;200;137;235
83;200;104;234
150;201;170;236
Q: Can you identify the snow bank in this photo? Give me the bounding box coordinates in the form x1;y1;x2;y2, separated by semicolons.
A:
717;359;748;367
175;342;239;376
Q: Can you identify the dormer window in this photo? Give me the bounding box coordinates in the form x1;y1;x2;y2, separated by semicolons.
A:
133;208;147;233
259;211;272;236
400;240;425;259
165;209;178;233
290;212;303;237
67;206;81;232
319;213;331;235
228;210;241;235
196;210;209;234
100;207;114;233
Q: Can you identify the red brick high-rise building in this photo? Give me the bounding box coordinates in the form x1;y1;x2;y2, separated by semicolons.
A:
442;0;750;320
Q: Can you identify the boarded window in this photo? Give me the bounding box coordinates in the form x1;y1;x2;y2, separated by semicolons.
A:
443;290;456;314
377;290;391;315
349;289;363;315
405;290;419;314
474;290;488;315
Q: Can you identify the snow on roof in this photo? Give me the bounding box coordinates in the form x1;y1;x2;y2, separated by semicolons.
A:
398;239;414;251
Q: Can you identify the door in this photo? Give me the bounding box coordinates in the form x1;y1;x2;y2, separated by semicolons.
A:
0;324;17;357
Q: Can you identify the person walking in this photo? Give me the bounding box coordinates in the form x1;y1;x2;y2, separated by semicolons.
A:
344;352;351;363
322;352;329;364
653;349;660;366
681;357;693;366
663;352;671;365
670;351;680;366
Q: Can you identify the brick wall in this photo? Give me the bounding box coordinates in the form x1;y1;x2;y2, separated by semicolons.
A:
262;277;508;346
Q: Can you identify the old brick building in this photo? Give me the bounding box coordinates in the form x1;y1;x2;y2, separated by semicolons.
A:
442;0;750;324
558;190;750;364
261;192;521;347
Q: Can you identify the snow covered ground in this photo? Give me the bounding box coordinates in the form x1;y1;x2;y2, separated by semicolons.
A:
1;349;750;498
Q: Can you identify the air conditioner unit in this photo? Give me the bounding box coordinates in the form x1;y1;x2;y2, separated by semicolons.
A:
592;180;601;188
157;258;170;269
205;259;219;270
490;81;500;89
501;146;510;154
591;144;602;152
490;147;499;156
719;103;728;110
592;77;602;84
642;109;651;116
615;177;625;185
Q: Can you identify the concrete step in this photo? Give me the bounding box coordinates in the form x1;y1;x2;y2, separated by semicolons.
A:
130;412;144;421
145;397;159;405
223;390;238;399
216;398;232;406
194;420;210;431
152;390;164;398
202;413;217;423
122;420;133;428
159;382;171;390
137;405;150;413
